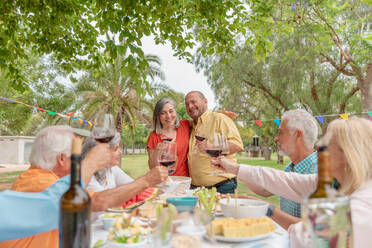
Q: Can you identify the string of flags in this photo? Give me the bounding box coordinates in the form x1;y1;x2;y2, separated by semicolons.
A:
2;95;372;129
250;111;372;128
0;96;94;127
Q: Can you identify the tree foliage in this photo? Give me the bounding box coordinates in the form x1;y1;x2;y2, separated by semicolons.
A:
1;0;252;92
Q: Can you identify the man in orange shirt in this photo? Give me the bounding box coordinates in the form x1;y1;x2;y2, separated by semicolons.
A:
1;125;168;248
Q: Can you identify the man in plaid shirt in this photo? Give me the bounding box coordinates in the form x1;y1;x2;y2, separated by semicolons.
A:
276;110;318;217
242;109;318;224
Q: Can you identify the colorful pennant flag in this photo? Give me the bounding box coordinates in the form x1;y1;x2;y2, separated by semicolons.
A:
83;120;89;126
316;116;324;125
78;119;83;124
273;119;281;127
33;106;45;111
340;114;349;119
368;112;372;122
88;121;93;127
46;110;57;115
255;120;262;127
0;96;15;103
72;116;81;119
66;112;75;117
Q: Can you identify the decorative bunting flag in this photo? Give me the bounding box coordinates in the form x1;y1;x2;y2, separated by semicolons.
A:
66;112;75;117
273;119;281;127
368;112;372;122
255;120;262;127
316;116;324;125
72;116;81;119
88;121;93;127
340;114;349;119
46;110;57;115
78;119;83;124
0;96;14;103
34;106;45;111
83;120;89;126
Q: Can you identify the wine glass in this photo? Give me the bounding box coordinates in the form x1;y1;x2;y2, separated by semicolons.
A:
157;141;177;175
193;127;207;154
207;133;226;176
194;201;216;244
92;113;115;143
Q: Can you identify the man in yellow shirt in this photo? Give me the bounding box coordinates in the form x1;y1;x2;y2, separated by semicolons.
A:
185;91;243;193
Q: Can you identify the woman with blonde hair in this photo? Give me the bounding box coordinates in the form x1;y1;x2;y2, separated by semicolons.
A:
211;117;372;247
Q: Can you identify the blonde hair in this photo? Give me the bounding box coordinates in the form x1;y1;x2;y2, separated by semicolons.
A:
324;117;372;194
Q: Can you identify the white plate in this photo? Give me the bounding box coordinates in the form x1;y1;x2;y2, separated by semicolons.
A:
107;202;145;213
212;230;273;243
107;239;147;248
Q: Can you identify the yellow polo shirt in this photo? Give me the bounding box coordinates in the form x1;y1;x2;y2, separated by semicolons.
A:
188;110;243;186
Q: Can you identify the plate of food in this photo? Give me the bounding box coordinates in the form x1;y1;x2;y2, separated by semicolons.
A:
107;214;151;247
207;217;276;243
107;201;145;213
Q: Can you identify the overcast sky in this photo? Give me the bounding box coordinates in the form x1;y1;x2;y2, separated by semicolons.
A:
141;36;217;109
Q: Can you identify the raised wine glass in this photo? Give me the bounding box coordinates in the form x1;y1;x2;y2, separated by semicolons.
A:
207;133;227;176
157;141;177;175
92;113;115;143
193;127;207;154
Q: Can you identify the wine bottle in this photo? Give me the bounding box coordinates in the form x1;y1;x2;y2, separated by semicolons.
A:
309;146;333;199
59;137;91;248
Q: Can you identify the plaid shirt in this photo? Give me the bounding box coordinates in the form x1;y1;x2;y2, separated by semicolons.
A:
280;151;317;217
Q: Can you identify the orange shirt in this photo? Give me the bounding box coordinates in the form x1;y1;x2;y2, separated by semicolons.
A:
0;166;60;248
0;166;94;248
147;119;190;177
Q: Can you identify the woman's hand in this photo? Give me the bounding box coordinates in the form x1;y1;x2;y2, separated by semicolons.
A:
210;156;240;175
144;166;169;187
217;109;238;119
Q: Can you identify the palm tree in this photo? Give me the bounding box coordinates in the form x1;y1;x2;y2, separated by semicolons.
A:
73;49;164;134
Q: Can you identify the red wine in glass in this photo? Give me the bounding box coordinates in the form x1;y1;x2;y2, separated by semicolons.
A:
95;136;114;143
159;160;176;174
206;149;222;157
195;135;206;141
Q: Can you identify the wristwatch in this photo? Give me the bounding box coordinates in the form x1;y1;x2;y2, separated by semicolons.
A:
266;204;275;217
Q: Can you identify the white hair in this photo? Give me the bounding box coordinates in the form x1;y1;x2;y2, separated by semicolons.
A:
29;125;74;170
282;109;318;148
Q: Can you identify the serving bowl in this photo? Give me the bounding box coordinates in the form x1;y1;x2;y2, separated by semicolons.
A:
219;198;269;218
166;197;198;213
169;176;192;193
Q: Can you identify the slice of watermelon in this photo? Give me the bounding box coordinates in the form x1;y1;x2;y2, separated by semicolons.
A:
121;187;158;209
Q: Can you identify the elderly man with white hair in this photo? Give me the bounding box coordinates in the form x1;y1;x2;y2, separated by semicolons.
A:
2;125;168;248
243;109;318;217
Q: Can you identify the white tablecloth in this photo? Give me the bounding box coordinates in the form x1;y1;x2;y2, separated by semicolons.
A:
91;221;289;248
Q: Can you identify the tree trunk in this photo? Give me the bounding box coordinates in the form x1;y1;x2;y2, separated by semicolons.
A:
360;63;372;112
132;142;135;153
262;136;271;160
277;154;284;164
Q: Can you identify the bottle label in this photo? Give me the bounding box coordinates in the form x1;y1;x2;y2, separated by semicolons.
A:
60;210;91;248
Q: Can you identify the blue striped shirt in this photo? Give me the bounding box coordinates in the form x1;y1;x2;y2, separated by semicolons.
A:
280;151;317;217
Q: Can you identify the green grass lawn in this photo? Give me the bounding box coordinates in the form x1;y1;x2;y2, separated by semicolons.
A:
121;153;289;207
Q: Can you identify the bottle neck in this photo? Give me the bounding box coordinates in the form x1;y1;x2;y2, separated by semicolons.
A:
317;151;332;186
70;154;82;185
